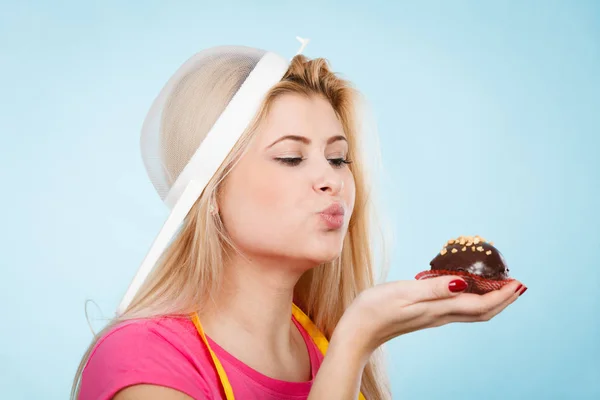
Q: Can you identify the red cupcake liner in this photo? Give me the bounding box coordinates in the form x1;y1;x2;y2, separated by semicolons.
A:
415;269;515;295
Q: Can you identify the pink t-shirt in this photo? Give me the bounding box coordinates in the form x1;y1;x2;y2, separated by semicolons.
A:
79;315;324;400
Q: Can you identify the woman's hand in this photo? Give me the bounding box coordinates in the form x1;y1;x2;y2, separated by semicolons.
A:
308;276;526;399
308;276;526;400
339;276;526;358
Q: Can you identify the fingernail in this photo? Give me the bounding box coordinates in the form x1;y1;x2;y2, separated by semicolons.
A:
514;284;523;293
519;286;528;296
449;279;468;293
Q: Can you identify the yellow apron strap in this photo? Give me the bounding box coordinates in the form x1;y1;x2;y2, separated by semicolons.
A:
291;303;367;400
191;304;366;400
190;312;235;400
290;303;330;354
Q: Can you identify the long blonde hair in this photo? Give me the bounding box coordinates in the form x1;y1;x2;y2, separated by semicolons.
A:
71;52;391;399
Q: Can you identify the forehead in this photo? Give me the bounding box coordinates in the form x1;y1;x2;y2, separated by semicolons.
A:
255;93;345;144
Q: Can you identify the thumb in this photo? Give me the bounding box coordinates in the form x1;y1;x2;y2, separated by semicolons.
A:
411;275;469;302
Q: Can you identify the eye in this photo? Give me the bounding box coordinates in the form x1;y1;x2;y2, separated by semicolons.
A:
275;157;304;166
328;158;352;168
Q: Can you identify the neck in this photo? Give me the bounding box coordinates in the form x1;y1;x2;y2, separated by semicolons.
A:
199;253;312;354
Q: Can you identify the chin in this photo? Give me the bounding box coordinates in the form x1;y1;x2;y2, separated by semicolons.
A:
275;230;347;266
305;243;344;265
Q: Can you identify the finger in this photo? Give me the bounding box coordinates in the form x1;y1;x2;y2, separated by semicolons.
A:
434;286;523;327
408;280;526;330
477;281;526;321
479;292;519;320
396;275;471;304
436;280;524;319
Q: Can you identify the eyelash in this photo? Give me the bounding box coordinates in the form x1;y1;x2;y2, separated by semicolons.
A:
275;157;352;168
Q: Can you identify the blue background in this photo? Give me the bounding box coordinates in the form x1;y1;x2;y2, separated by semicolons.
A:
1;1;598;398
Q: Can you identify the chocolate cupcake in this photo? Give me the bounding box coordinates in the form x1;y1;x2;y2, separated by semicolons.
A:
415;235;514;294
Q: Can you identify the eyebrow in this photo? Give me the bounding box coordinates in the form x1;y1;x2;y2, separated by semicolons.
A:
267;134;347;149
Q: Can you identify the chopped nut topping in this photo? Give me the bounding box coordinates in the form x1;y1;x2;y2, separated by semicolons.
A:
443;236;496;256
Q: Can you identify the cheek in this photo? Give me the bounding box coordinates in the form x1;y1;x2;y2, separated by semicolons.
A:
246;167;299;212
220;164;301;238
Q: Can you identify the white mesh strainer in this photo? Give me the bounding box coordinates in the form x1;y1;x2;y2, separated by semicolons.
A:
117;38;311;315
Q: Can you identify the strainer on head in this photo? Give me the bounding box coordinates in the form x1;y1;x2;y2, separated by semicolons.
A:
117;38;311;316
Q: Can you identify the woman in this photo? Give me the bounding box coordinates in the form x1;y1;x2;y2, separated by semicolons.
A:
72;43;526;400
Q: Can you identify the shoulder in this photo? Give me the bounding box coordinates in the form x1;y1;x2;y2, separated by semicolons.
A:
85;316;199;374
79;316;216;400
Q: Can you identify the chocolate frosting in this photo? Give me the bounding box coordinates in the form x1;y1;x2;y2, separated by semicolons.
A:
430;236;510;281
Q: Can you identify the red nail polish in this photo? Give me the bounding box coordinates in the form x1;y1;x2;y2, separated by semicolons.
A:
514;284;523;293
519;286;528;296
449;279;468;292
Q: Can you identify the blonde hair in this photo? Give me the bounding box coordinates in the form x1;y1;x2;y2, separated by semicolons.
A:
71;53;391;399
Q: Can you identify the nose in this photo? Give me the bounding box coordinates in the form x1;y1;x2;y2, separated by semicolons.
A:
313;172;344;195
